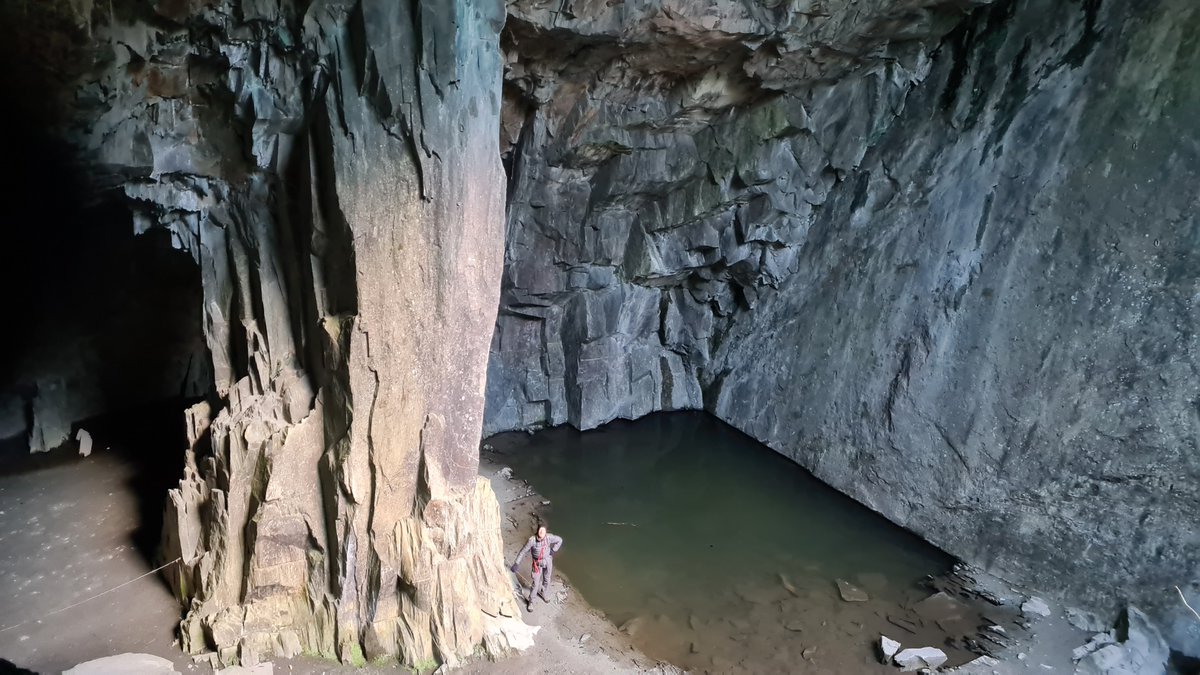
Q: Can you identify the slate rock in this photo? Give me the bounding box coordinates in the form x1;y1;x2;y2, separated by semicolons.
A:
894;646;948;671
836;579;870;602
1074;607;1168;675
1022;597;1052;618
64;654;179;675
880;635;902;663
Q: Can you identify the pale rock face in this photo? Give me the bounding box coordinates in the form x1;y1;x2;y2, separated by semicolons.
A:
41;0;524;668
485;0;1200;655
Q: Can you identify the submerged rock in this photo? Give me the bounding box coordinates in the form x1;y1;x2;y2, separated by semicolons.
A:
620;616;646;636
779;573;799;596
836;579;870;602
914;591;970;622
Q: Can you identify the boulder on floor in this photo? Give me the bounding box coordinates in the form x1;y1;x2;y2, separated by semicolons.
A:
1022;596;1052;618
879;635;902;663
1074;606;1168;675
75;428;92;457
894;646;948;671
836;579;869;602
64;653;179;675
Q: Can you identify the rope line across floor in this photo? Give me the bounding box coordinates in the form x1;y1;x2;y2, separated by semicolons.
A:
0;557;181;634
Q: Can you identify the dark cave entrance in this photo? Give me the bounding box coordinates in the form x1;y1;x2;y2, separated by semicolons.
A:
0;7;214;671
0;88;212;563
0;116;213;671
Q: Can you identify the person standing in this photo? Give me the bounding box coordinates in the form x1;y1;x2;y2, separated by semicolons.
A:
510;523;563;611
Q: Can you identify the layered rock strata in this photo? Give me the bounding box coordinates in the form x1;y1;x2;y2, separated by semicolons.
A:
486;0;1200;653
487;0;994;432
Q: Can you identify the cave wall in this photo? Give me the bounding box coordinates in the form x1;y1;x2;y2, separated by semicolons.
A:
0;216;210;454
486;0;991;433
713;0;1200;650
25;0;526;668
488;0;1200;652
0;3;210;454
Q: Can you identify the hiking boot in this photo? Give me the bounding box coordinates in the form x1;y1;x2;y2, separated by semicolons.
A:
526;600;534;612
539;592;550;604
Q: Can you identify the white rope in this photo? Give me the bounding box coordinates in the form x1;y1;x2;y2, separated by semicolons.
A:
1178;586;1200;623
0;557;181;634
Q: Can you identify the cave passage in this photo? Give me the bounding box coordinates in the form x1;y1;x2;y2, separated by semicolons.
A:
488;412;983;673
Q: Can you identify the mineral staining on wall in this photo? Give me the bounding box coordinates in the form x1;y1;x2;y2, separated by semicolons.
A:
487;0;1200;652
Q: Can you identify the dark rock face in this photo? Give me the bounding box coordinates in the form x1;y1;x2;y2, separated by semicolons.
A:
0;218;210;454
18;0;527;668
0;4;210;453
487;0;992;431
488;0;1200;653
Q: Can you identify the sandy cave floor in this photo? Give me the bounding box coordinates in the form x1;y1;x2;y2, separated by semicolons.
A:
0;439;1094;675
0;444;650;675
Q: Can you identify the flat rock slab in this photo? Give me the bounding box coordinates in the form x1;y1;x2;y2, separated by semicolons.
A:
835;579;869;602
894;646;947;671
1021;596;1052;618
64;654;180;675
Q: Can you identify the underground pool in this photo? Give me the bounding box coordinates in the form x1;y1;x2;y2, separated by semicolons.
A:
487;411;991;673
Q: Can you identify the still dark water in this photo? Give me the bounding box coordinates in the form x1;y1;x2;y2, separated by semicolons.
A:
489;412;961;673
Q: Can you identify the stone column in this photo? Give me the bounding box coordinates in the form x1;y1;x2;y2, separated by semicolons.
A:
151;0;526;667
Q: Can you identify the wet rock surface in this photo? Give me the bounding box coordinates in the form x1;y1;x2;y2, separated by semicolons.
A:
485;0;1200;654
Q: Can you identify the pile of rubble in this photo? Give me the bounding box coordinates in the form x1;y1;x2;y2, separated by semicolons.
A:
871;564;1175;674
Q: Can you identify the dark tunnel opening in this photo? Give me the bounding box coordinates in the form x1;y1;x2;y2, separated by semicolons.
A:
0;1;212;569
